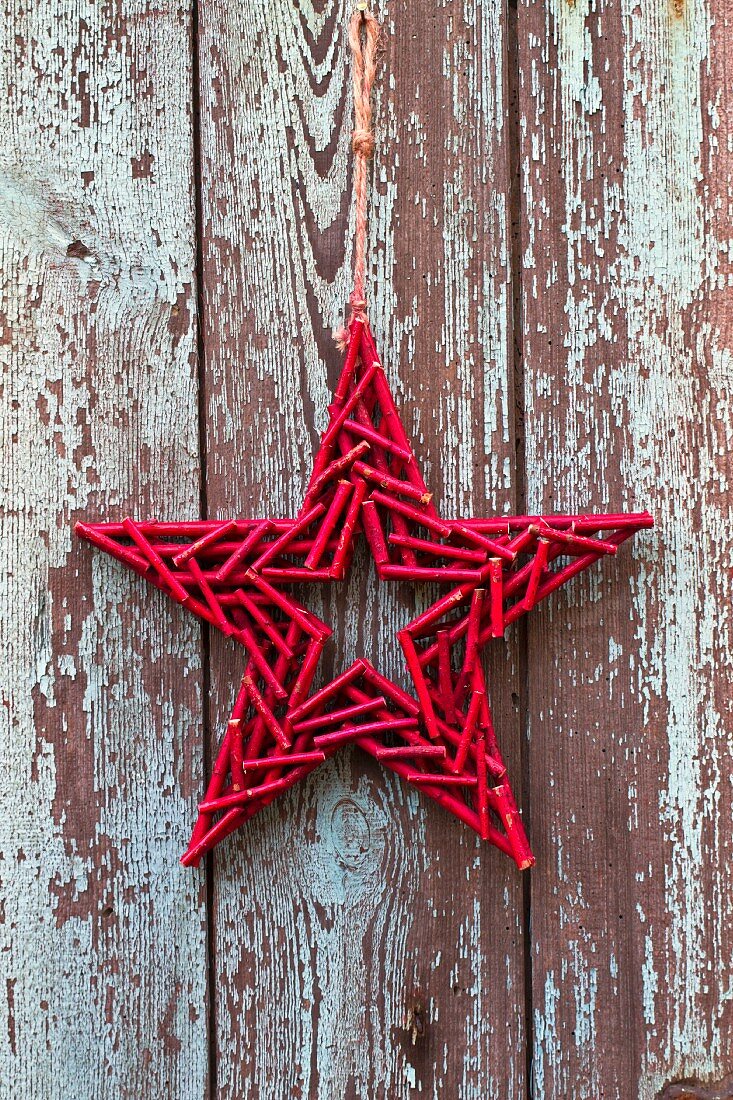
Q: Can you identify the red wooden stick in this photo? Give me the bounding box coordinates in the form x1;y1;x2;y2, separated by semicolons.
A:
289;658;368;723
398;630;440;741
352;460;432;505
177;562;337;588
362;335;436;509
305;480;353;570
478;692;502;764
334;319;365;402
359;498;390;565
331;476;368;576
405;541;565;674
243;675;290;750
286;636;327;715
452;687;484;774
227;718;246;791
181;806;248;865
182;715;239;858
537;522;618;556
172;519;238;567
292;695;386;733
244;569;327;638
498;534;634;637
121;517;190;602
449;520;516;562
261;566;333;582
252;502;326;571
487;780;535;870
475;731;490;840
343;669;518;858
241;750;327;770
88;510;643;541
423;677;504;773
231;674;251;722
365;361;422;471
235;588;294;659
341;417;412;462
261;716;334;789
320;362;379;450
436;629;456;724
187;557;232;635
305;441;370;506
407;772;477;787
301;325;364;496
359;660;421;716
405;580;477;639
433;716;506;780
487;559;504;637
200;769;315;813
389;532;486;563
381;565;481;583
214;519;271;583
238;623;289;701
522;536;550;610
313;716;418;749
334;318;365;401
76;523;151;574
572;512;653;532
370;491;451;537
505;525;538;556
455;512;651;534
451;591;484;705
463;587;484;678
349;394;418;564
356;729;514;854
377;745;446;760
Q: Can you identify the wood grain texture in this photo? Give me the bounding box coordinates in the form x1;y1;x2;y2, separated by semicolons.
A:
518;1;733;1097
4;0;732;1096
0;2;208;1096
197;0;525;1095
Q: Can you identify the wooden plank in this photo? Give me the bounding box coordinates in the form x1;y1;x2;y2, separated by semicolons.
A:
197;0;527;1094
518;1;733;1096
0;3;208;1095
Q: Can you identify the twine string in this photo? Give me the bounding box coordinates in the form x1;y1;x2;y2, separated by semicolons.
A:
347;4;380;326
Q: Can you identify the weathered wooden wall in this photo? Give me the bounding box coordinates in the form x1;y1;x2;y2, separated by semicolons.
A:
2;0;731;1097
519;2;733;1097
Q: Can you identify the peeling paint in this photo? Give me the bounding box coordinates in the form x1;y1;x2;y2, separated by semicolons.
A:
521;0;733;1096
1;2;207;1095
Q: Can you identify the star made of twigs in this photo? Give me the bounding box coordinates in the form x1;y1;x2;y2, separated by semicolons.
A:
76;319;652;870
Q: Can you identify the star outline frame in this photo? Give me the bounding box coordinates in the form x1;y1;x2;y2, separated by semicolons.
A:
76;318;652;870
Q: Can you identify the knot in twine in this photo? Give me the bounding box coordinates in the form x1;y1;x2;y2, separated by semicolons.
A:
351;128;375;159
341;5;380;335
333;294;367;350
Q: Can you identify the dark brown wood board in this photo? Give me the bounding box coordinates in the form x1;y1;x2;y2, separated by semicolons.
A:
3;0;732;1096
518;1;733;1097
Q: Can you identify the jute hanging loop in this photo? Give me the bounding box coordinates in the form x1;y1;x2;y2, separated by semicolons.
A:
347;5;380;324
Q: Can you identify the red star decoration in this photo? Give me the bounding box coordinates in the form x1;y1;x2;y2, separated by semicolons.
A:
76;318;652;870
